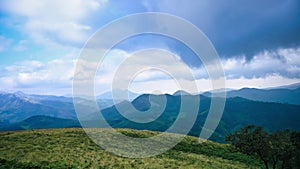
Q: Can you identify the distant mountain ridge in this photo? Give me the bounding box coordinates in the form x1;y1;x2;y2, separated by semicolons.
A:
96;90;139;101
0;115;80;131
266;82;300;90
0;91;115;124
0;92;77;123
202;87;300;105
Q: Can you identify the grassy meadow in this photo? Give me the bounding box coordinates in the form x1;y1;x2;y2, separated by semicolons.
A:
0;128;262;169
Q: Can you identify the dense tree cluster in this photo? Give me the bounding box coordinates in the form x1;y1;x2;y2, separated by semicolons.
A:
226;125;300;169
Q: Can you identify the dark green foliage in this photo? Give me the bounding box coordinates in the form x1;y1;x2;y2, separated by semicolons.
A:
270;130;295;169
0;158;75;169
226;125;271;169
226;125;300;169
291;132;300;168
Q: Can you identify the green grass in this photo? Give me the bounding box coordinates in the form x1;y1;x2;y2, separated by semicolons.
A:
0;128;262;169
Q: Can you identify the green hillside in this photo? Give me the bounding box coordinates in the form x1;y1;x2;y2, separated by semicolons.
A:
0;128;262;169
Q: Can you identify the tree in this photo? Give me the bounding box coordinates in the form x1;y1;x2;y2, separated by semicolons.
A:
291;132;300;169
270;130;294;169
226;125;272;169
227;126;300;169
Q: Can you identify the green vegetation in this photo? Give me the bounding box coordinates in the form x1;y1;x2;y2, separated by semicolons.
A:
226;125;300;169
0;128;262;169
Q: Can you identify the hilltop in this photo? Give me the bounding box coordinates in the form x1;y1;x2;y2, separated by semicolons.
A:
0;128;262;169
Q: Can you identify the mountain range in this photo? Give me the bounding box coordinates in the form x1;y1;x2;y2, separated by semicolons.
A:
100;94;300;142
0;91;116;124
1;83;300;143
202;85;300;105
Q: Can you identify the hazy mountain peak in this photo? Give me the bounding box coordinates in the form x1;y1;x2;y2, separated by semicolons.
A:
0;91;8;95
173;90;190;96
13;91;27;97
11;91;39;104
96;90;139;101
238;87;259;91
266;82;300;90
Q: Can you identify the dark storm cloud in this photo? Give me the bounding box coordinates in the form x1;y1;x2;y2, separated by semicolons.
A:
152;0;300;59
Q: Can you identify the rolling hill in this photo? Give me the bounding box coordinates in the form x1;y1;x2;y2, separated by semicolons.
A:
0;128;262;168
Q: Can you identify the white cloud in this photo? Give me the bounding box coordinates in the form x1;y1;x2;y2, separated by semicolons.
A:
0;49;129;95
129;75;300;94
94;47;300;94
0;59;75;94
128;47;300;93
93;49;197;93
1;47;300;95
190;47;300;80
1;0;107;46
224;75;300;90
221;47;300;78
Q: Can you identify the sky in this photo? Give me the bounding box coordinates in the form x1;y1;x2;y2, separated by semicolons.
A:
0;0;300;95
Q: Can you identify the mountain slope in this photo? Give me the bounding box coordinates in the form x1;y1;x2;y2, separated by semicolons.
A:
1;92;299;143
0;92;116;124
102;94;300;142
0;128;262;168
0;92;77;123
266;82;300;90
1;89;300;143
0;115;80;131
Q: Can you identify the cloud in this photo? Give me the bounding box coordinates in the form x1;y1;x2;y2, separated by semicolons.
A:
143;0;300;58
0;59;75;94
129;75;300;94
221;47;300;78
0;0;107;46
1;0;299;61
93;47;300;93
0;49;130;95
1;47;299;95
94;49;195;85
185;47;300;79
